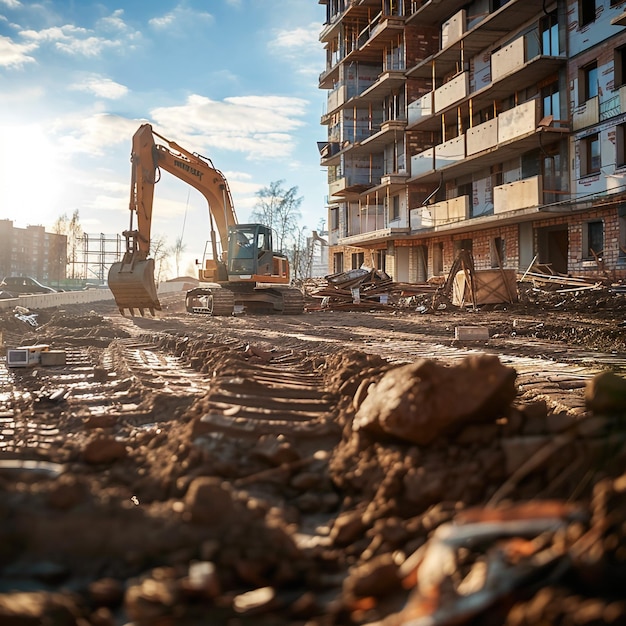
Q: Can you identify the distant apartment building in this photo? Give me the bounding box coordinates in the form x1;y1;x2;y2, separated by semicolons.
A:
317;0;626;281
0;220;67;282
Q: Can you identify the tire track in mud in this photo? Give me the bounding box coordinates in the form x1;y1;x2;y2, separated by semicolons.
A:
0;330;340;466
140;307;601;417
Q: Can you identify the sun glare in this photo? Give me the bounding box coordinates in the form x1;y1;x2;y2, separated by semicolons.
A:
0;124;64;228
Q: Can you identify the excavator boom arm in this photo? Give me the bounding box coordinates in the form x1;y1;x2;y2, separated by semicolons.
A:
130;123;238;256
109;123;238;315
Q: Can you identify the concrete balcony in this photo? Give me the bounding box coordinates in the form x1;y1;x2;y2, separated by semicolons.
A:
491;37;525;82
410;206;434;230
467;118;498;156
494;175;542;214
435;135;465;169
430;195;470;225
411;147;435;178
339;226;409;247
408;92;433;125
572;96;599;131
356;119;407;153
441;9;465;49
434;71;469;113
329;173;376;198
326;84;347;116
358;70;406;104
497;100;538;144
409;98;568;184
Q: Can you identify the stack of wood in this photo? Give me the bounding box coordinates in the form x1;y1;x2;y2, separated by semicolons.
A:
519;263;608;292
305;268;436;311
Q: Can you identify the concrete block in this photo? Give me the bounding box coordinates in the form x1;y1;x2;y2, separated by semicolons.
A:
41;350;67;366
454;326;490;340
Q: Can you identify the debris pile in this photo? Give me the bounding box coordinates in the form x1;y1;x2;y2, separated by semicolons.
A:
519;262;612;293
305;268;436;311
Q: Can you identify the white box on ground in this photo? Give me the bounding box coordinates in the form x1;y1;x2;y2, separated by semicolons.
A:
6;344;50;367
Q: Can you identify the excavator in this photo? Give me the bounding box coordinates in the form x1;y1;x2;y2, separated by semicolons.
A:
107;124;304;317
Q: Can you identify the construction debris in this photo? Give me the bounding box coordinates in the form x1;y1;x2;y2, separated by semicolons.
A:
303;254;625;315
305;268;436;311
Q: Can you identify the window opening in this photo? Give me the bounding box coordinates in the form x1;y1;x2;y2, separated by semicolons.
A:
579;0;596;27
585;221;603;260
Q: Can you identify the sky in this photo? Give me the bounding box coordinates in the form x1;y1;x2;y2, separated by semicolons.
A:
0;0;327;277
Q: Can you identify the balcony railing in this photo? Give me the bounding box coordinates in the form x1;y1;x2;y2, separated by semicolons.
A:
572;96;599;131
494;176;542;214
600;93;620;121
408;92;433;124
434;71;469;113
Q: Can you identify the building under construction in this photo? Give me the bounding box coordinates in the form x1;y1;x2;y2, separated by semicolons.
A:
318;0;626;282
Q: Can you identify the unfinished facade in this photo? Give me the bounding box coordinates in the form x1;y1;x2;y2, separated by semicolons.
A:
318;0;626;281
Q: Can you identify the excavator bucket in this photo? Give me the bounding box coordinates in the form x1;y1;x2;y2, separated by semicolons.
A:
108;258;162;316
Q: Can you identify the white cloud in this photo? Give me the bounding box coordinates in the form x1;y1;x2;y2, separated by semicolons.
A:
269;22;323;76
149;6;214;32
97;9;127;33
0;0;21;8
70;74;129;100
0;35;37;68
55;34;120;57
149;94;308;160
19;18;140;58
55;113;144;157
148;13;175;29
271;23;321;52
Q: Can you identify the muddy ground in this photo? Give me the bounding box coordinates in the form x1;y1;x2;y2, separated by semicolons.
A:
0;284;625;625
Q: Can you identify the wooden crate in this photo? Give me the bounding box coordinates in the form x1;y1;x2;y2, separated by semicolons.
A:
452;269;518;306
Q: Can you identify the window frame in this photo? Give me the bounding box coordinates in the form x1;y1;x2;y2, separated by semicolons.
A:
579;0;596;27
617;123;626;169
615;46;626;89
583;220;604;260
580;133;601;177
580;61;598;103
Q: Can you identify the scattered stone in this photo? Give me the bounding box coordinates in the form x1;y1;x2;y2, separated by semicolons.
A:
82;437;128;464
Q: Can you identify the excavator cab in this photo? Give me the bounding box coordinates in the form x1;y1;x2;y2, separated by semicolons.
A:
227;224;275;278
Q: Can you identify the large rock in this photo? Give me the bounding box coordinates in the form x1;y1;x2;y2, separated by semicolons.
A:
353;355;517;445
586;371;626;414
82;436;128;464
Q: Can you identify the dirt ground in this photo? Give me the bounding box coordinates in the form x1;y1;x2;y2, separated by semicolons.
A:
0;284;625;625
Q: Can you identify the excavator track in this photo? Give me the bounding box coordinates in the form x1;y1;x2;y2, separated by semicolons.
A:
280;287;305;314
185;286;235;316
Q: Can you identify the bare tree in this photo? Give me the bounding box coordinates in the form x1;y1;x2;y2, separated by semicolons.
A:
290;226;311;282
50;215;69;284
68;210;84;279
52;209;83;280
151;235;171;284
250;180;303;253
173;236;187;277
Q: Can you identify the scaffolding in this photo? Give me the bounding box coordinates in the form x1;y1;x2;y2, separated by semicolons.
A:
79;233;124;284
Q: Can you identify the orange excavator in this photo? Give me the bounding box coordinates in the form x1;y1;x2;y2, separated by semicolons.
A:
108;124;304;317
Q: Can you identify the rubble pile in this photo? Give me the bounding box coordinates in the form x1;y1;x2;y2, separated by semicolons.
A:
304;268;437;311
